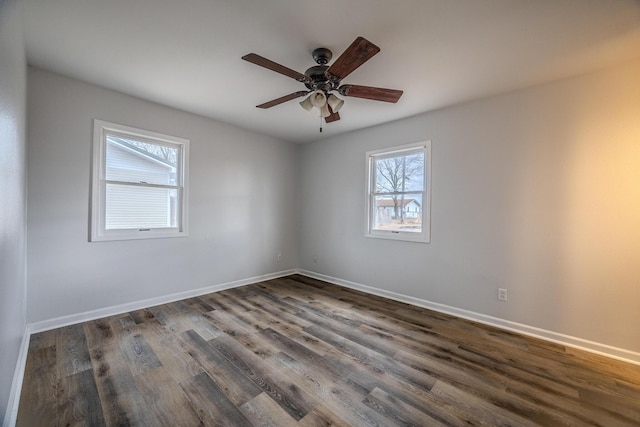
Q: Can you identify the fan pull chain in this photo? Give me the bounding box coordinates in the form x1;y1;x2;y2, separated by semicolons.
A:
319;115;323;133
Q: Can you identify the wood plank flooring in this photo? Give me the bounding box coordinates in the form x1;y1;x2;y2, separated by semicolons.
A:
17;275;640;426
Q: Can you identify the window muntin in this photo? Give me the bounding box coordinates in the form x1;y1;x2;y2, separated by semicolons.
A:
366;142;431;243
91;120;189;241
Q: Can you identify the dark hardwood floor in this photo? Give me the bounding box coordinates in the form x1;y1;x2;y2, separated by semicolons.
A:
17;275;640;426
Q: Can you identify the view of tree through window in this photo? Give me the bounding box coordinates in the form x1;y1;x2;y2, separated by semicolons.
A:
122;137;178;166
374;151;424;231
91;120;189;241
367;142;430;242
105;135;179;230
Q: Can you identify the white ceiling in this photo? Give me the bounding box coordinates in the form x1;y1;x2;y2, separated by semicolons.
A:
21;0;640;143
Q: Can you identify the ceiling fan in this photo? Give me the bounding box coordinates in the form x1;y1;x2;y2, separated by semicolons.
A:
242;37;403;126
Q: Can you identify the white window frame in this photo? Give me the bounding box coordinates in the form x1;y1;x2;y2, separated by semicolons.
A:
365;141;431;243
90;119;189;242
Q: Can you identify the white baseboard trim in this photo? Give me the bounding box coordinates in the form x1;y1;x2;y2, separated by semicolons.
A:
298;269;640;366
29;269;297;334
2;331;30;427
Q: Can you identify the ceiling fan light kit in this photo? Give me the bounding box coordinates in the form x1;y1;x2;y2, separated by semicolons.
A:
242;36;403;127
299;90;344;117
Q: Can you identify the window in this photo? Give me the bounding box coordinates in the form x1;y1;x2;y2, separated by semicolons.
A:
91;120;189;241
366;141;431;243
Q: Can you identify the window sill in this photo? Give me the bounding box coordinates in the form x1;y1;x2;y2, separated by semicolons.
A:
90;229;188;242
365;231;430;244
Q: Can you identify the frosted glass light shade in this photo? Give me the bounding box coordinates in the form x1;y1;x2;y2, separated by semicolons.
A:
310;90;327;108
299;95;314;111
327;94;344;112
320;104;331;118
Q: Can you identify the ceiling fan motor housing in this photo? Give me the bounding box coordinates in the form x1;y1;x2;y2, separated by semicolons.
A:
304;64;337;92
303;48;339;92
312;47;332;65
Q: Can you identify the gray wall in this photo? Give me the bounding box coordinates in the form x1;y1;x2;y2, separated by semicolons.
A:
299;58;640;354
27;68;299;323
0;0;27;421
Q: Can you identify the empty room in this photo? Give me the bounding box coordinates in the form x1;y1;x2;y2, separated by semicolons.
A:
2;0;640;425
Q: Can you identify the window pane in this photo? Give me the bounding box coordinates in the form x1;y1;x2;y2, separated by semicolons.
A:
105;184;178;229
372;194;423;233
374;151;424;194
106;135;178;185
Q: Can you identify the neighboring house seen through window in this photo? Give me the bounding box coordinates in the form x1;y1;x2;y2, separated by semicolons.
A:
366;141;431;243
91;120;189;241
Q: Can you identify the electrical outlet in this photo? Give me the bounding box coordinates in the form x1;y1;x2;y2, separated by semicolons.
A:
277;253;282;262
497;288;508;302
313;254;318;264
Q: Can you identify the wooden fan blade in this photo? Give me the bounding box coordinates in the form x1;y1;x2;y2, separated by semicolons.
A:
327;37;380;80
242;53;310;83
256;91;309;109
339;85;403;103
325;104;340;123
